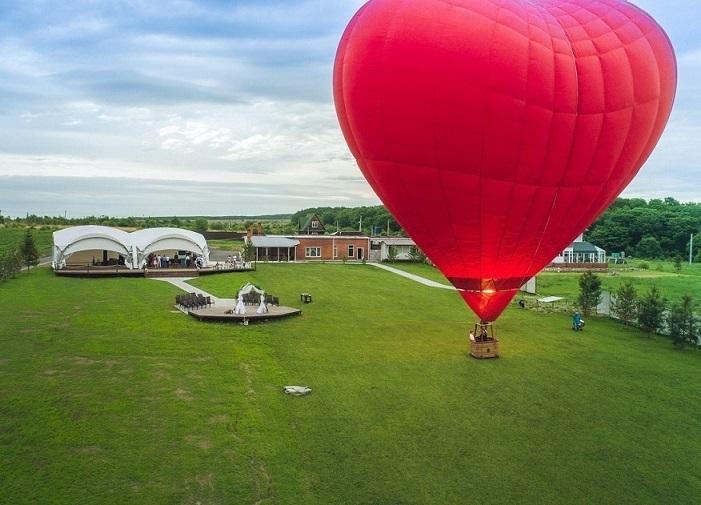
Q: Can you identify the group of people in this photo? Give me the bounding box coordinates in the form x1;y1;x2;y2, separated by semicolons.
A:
145;252;205;269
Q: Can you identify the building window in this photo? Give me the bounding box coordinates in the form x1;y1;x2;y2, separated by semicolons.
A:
311;220;319;229
348;245;354;258
305;247;321;258
333;246;338;258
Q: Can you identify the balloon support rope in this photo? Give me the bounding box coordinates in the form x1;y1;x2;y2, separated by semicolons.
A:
468;321;499;359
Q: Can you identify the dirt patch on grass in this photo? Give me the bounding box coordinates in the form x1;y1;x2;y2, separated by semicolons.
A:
72;356;98;366
192;356;213;363
195;473;215;489
208;414;229;424
103;359;119;371
19;328;34;334
75;446;102;455
43;369;59;376
0;359;8;366
253;460;272;505
175;388;193;401
185;435;213;450
240;363;256;396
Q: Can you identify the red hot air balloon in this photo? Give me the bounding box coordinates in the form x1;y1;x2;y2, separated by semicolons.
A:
334;0;676;323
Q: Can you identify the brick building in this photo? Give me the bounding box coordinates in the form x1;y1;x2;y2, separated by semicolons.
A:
247;234;371;262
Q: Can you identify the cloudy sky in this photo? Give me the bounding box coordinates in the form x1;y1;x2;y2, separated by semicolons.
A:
0;0;698;217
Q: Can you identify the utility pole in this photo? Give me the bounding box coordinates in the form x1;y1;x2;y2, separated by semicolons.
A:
359;216;362;233
691;233;694;265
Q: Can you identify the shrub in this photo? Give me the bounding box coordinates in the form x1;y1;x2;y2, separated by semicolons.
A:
639;262;650;270
667;295;698;349
577;271;602;316
638;286;666;335
611;282;637;325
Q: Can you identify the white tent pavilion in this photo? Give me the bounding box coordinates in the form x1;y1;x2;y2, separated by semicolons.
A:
52;226;133;269
131;228;210;269
52;226;210;270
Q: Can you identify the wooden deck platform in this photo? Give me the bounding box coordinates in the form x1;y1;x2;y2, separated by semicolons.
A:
55;267;254;278
187;305;302;323
55;267;143;278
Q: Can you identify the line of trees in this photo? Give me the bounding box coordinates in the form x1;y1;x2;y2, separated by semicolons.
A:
587;197;701;260
290;206;401;235
579;273;700;349
0;229;39;283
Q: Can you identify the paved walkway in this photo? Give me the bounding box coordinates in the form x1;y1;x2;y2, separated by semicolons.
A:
368;263;456;290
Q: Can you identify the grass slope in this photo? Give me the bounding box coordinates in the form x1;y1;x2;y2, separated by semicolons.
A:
1;265;699;504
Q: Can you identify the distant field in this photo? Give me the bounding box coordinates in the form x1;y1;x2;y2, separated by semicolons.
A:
207;238;245;251
0;226;54;256
2;265;700;504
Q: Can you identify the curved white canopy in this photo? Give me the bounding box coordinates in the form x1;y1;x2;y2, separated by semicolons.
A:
53;226;132;268
131;228;210;266
52;226;210;269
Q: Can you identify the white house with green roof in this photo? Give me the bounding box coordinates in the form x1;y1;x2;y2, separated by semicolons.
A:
552;234;606;265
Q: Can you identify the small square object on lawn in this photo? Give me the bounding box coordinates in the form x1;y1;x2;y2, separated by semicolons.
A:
300;293;312;303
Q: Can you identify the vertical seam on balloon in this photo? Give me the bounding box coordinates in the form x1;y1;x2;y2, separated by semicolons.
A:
522;1;596;278
490;1;534;288
490;3;546;281
433;1;469;283
476;0;507;297
508;0;576;277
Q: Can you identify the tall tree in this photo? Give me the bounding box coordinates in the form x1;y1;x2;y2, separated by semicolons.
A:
611;281;637;325
241;239;255;263
577;271;602;316
19;228;39;272
637;286;666;335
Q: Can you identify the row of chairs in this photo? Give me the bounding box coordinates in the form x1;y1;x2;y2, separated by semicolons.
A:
176;293;213;310
242;293;280;306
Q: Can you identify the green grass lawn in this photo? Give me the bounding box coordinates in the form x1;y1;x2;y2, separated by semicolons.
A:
1;265;700;504
388;260;701;305
537;268;701;303
0;226;55;256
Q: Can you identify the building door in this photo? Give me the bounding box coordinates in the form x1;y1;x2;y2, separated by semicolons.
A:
357;247;364;260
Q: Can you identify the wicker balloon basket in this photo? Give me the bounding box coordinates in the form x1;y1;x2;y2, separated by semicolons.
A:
469;322;499;359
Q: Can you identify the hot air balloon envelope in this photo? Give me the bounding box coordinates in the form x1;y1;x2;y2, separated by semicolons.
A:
334;0;676;321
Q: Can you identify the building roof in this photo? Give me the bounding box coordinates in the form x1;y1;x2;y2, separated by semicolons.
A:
371;237;415;246
571;241;601;254
299;213;325;232
250;236;300;248
331;231;365;236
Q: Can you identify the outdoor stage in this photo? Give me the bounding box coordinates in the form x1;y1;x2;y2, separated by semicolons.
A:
187;304;302;323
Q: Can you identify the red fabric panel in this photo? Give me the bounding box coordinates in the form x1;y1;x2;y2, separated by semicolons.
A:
334;0;676;322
